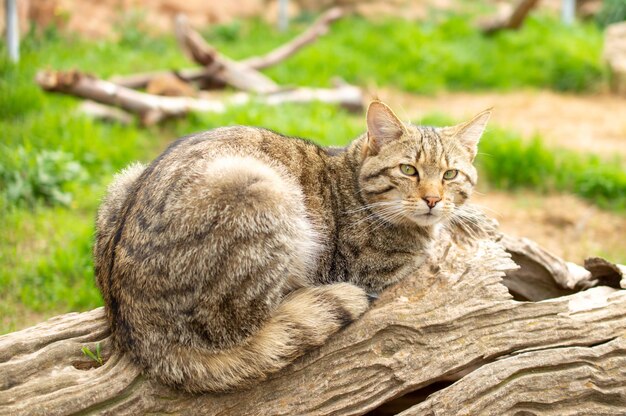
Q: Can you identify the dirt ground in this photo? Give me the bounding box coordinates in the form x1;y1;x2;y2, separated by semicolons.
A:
474;190;626;263
379;89;626;158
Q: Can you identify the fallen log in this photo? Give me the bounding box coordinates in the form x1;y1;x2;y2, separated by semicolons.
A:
36;70;364;125
400;335;626;415
1;228;624;415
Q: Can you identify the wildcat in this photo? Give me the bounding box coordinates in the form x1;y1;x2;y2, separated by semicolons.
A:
94;100;490;393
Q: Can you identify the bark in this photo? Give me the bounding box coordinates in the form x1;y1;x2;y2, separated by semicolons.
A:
1;230;625;416
479;0;540;35
36;70;364;125
400;336;626;416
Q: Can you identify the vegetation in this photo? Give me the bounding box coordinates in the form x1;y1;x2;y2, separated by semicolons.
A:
596;0;626;28
81;343;104;367
0;13;622;334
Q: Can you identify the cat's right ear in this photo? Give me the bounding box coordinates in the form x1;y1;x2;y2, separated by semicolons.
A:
363;101;406;158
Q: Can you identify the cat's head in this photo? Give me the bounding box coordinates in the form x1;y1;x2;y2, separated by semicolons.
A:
357;100;490;228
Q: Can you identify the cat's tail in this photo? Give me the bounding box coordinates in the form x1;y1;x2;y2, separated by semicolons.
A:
150;282;369;393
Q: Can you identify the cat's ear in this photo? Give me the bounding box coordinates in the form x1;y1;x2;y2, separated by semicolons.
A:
450;108;491;161
364;101;406;157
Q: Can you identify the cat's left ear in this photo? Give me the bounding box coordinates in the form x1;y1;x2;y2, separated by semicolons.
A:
449;108;492;161
364;100;407;157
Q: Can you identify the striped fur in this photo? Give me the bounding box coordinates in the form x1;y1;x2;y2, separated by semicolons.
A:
94;101;490;392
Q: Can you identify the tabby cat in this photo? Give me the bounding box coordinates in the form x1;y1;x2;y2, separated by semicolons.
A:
94;100;490;393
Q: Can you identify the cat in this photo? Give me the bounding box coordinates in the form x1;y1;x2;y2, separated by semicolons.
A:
94;100;490;393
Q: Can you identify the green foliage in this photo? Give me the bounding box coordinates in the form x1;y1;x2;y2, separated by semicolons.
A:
478;131;626;210
0;147;87;207
596;0;626;28
204;15;603;93
81;343;104;366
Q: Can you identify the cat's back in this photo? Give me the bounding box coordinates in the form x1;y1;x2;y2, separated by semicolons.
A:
102;126;330;268
146;125;328;178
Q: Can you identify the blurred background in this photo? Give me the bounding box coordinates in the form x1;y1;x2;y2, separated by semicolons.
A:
1;0;625;334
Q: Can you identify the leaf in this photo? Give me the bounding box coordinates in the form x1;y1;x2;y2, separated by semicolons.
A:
81;346;98;362
95;342;103;365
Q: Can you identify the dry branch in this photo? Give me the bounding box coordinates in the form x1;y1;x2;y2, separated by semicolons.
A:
109;67;212;90
109;9;344;90
78;101;133;125
1;229;625;415
242;7;344;70
174;14;279;94
36;70;364;125
479;0;540;35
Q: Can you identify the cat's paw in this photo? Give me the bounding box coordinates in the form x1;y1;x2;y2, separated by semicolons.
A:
318;283;370;321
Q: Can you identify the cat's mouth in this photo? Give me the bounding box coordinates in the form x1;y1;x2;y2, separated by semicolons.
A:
410;211;443;226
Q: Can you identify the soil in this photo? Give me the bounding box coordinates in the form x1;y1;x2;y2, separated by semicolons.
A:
474;190;626;263
378;89;626;158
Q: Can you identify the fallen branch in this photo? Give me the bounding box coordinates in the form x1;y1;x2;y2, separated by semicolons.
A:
109;67;212;90
1;229;625;415
78;100;134;125
478;0;540;35
36;70;364;125
109;9;344;90
242;7;344;70
174;14;279;93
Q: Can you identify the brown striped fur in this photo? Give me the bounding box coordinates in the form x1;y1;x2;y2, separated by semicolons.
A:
94;101;491;392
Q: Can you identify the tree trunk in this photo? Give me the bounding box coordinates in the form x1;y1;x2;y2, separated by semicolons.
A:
1;229;624;415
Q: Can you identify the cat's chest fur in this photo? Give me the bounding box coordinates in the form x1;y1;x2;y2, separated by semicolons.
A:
294;159;434;293
318;209;432;293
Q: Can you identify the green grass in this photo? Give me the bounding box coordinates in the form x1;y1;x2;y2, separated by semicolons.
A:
206;14;604;93
0;13;619;333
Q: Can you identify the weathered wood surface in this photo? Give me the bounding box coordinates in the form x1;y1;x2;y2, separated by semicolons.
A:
36;70;364;125
1;229;625;415
400;335;626;415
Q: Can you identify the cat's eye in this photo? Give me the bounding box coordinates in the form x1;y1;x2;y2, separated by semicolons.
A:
443;169;458;180
400;164;417;176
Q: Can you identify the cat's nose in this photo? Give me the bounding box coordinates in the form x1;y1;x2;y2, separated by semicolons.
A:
423;196;441;209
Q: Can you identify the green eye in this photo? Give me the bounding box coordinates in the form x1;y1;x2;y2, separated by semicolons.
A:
400;164;417;176
443;169;458;180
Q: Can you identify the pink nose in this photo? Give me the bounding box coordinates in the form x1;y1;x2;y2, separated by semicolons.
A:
423;196;441;208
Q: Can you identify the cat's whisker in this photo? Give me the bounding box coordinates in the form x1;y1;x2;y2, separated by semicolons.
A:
469;203;500;216
343;201;397;215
